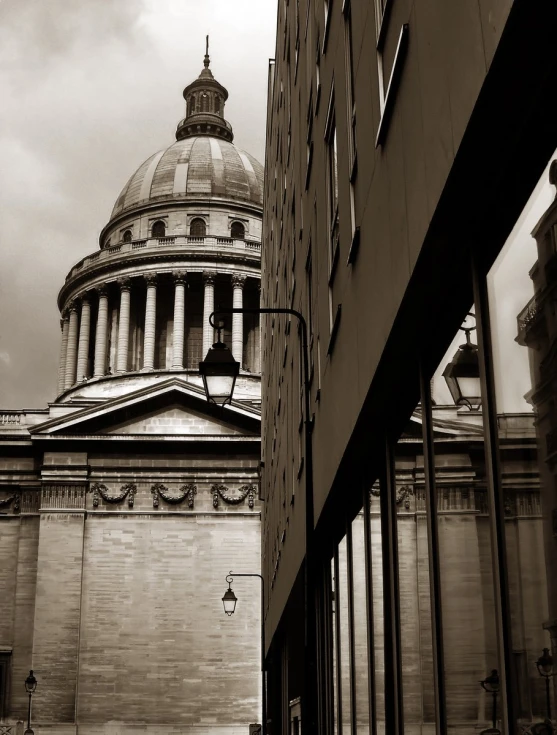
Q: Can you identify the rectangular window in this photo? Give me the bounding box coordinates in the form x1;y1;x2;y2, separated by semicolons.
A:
325;92;339;279
343;2;357;177
0;652;11;720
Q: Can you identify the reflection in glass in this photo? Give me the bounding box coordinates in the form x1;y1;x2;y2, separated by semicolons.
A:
393;406;437;731
338;537;352;734
351;512;370;733
369;481;385;733
487;156;556;731
432;311;501;731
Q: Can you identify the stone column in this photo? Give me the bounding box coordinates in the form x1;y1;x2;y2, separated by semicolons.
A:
142;274;157;371
116;278;131;374
202;272;215;357
231;274;246;366
76;295;91;381
57;315;70;394
64;303;79;389
172;271;186;369
93;286;109;377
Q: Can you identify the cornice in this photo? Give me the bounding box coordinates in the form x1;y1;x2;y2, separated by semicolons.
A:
58;250;261;309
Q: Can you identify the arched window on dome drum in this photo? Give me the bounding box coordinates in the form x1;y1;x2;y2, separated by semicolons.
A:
231;221;245;239
122;229;132;243
190;218;207;237
214;96;220;115
151;220;166;238
201;93;209;112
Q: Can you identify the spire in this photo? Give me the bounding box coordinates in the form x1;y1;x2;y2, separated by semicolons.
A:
204;35;210;69
175;38;233;143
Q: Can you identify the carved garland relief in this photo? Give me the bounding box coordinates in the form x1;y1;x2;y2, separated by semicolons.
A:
151;483;197;508
212;483;256;508
89;483;137;507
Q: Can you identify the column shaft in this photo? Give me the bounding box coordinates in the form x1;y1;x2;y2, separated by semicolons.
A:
202;273;215;357
172;276;186;369
116;282;131;373
231;275;245;365
57;317;70;394
93;290;109;377
76;298;91;381
143;277;157;370
64;307;79;389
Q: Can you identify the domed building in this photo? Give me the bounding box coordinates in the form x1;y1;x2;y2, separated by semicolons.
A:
0;50;264;735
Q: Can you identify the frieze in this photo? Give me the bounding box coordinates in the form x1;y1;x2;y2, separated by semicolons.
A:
41;485;86;510
212;483;256;508
370;484;414;509
151;482;197;508
89;482;136;507
0;494;20;513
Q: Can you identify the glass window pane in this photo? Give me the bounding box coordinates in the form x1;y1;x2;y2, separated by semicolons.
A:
352;511;370;733
338;536;352;734
394;403;437;730
332;556;339;735
487;153;556;731
431;308;502;730
369;480;385;732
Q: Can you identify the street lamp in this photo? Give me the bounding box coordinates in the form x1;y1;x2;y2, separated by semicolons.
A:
443;315;481;410
198;320;239;406
537;647;555;724
201;306;317;734
24;669;37;735
480;669;500;731
222;572;266;735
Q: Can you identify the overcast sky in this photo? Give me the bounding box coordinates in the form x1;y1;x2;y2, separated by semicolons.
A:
0;0;277;409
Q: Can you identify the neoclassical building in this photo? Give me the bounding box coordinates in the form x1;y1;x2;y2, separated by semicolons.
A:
0;50;264;735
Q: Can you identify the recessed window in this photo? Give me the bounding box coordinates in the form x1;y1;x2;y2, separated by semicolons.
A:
190;218;207;237
122;229;132;243
151;220;166;238
231;221;245;239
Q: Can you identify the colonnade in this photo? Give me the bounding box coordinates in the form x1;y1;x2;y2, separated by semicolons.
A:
57;271;256;395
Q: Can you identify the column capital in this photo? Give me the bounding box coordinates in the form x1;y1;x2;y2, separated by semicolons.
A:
95;284;109;298
231;273;247;289
117;277;132;291
61;309;70;321
79;292;91;306
173;270;187;285
68;300;79;313
203;271;215;286
144;273;158;287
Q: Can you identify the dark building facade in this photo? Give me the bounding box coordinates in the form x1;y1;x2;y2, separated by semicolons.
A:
260;1;557;734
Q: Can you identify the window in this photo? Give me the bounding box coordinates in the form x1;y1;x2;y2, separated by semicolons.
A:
326;101;340;274
343;2;357;176
122;229;132;243
190;218;206;237
0;652;10;720
231;221;245;239
151;220;166;238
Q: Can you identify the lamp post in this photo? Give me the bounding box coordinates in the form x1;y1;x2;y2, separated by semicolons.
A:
201;307;317;735
24;669;37;735
442;314;481;410
537;647;555;724
222;572;266;734
480;669;500;731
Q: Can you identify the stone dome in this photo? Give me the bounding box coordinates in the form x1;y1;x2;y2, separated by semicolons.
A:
111;136;264;220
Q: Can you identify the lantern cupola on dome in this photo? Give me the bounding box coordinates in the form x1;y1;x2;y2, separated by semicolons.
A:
176;36;233;143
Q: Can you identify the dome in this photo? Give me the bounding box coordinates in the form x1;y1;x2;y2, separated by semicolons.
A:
110;136;264;220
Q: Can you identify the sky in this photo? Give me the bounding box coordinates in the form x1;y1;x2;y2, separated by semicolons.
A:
0;0;277;408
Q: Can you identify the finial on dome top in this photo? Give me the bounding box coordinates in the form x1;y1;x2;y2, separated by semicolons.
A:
204;35;210;68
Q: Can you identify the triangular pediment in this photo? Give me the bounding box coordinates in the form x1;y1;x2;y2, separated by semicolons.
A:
30;379;260;439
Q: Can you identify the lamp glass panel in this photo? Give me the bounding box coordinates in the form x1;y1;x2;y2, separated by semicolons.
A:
457;376;481;402
205;374;235;403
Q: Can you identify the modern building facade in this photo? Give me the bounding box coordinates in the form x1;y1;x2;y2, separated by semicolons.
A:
0;53;265;735
261;1;557;734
